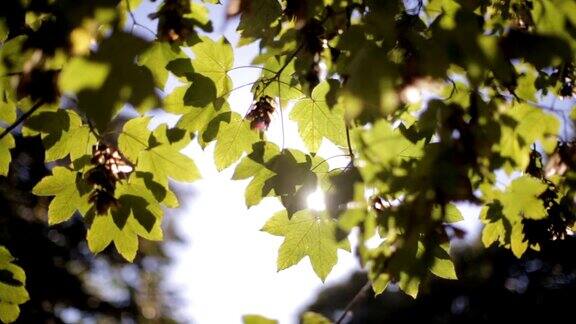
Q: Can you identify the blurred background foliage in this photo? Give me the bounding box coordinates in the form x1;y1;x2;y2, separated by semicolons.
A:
303;237;576;323
0;134;183;323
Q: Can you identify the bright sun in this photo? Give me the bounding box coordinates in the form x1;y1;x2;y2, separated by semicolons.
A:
306;188;326;211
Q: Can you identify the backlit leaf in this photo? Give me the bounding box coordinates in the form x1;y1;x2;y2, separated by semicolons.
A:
290;81;347;152
0;246;28;324
262;209;347;281
0;131;14;176
212;112;259;171
190;36;233;100
32;167;92;225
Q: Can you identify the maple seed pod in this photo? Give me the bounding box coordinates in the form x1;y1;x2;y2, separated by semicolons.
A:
246;96;275;131
85;143;133;214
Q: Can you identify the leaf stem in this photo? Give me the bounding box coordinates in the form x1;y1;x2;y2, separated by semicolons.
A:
0;100;44;140
346;124;354;159
227;65;278;74
254;43;305;99
310;154;352;171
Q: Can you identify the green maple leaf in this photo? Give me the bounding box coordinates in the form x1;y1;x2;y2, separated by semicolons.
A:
59;32;158;131
176;101;230;135
301;311;332;324
341;44;398;117
429;248;457;280
190;36;233;100
432;203;464;223
480;176;547;258
32;166;92;225
118;116;152;164
233;141;281;207
137;144;200;187
356;119;424;185
86;180;163;262
0;95;16;124
163;85;191;114
242;315;278;324
118;117;199;205
256;55;303;101
262;209;347;281
500;175;548;221
237;0;281;42
511;222;528;258
359;119;424;167
499;103;559;171
481;217;506;248
23;108;97;169
212;112;259;171
398;272;420;298
138;41;185;88
0;131;14;176
290;81;347;153
151;123;193;150
163;84;231;137
0;246;29;324
234;143;329;211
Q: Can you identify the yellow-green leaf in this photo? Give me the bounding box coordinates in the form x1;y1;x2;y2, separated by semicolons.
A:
262;209;346;281
0;131;14;176
290;81;347;152
32;167;92;225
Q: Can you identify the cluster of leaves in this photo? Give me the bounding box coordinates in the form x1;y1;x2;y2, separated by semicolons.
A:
0;246;28;324
1;0;576;321
221;0;576;300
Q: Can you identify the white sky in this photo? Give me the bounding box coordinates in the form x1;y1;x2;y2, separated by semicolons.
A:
131;1;483;323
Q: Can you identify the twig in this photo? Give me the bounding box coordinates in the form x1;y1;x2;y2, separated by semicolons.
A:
254;43;305;100
310;154;352;171
227;65;279;74
274;79;308;97
124;0;158;38
0;100;44;140
346;124;355;159
501;93;569;113
335;281;372;324
442;78;457;101
63;95;103;141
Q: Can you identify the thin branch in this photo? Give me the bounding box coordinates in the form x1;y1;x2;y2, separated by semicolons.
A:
274;79;309;97
64;96;103;141
0;100;44;140
441;78;457;101
227;65;279;74
501;93;571;112
86;117;103;141
335;281;372;324
162;80;259;111
311;154;352;171
346;124;355;159
254;43;305;99
277;44;304;77
124;0;158;38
